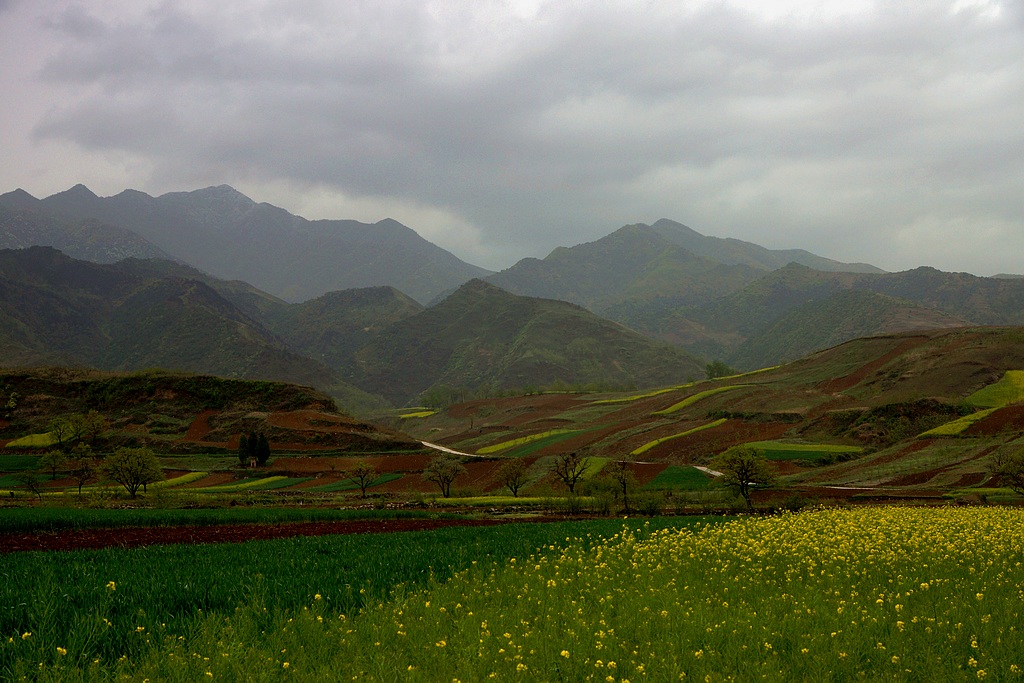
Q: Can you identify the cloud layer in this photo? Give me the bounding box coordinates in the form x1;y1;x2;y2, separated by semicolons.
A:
3;0;1023;273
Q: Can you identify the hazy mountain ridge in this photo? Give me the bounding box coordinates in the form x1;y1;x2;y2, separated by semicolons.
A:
0;247;341;390
0;199;172;264
648;218;884;273
0;248;706;410
348;279;707;405
6;182;1022;380
4;184;491;304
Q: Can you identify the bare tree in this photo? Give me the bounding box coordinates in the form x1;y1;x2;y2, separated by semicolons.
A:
992;450;1024;495
608;460;638;513
14;471;43;501
39;450;68;480
709;445;776;510
345;461;379;498
83;410;107;446
48;417;70;450
69;443;99;495
551;451;591;495
423;455;466;498
496;458;529;497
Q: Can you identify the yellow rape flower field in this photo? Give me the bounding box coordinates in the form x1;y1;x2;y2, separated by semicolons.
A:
12;507;1024;681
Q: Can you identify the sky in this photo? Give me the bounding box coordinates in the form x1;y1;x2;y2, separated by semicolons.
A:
1;0;1022;274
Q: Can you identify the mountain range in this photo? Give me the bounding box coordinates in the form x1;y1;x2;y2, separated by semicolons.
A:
0;247;703;408
4;183;1024;396
0;185;489;304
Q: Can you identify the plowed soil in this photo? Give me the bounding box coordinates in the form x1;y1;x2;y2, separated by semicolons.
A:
0;518;509;554
963;405;1024;436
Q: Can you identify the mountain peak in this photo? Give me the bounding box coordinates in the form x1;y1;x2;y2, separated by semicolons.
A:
51;184;100;202
0;188;40;211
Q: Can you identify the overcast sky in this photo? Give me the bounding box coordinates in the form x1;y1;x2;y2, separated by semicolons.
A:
2;0;1022;274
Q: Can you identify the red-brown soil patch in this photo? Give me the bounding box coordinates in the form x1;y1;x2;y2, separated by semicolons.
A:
643;420;791;462
951;471;987;487
449;394;587;426
265;411;359;432
0;518;511;554
963;405;1024;436
183;409;217;441
629;462;669;486
819;335;932;394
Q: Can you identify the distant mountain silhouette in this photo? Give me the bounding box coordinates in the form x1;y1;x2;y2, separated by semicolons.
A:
3;184;491;303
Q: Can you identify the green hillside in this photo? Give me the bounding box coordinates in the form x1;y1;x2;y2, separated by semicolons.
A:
349;279;707;405
0;246;341;391
391;327;1024;500
0;367;416;454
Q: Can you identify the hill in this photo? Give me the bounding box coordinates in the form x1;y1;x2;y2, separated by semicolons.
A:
485;221;886;350
12;184;490;304
0;247;341;391
648;218;883;273
0;367;417;454
392;326;1024;500
0;248;706;412
687;264;1024;367
348;279;707;405
264;286;424;369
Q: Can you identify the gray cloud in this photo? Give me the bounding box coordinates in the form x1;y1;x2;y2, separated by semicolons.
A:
12;0;1024;273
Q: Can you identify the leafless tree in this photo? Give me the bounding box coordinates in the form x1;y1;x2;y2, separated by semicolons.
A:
551;451;590;495
496;458;529;497
346;461;379;498
423;455;466;498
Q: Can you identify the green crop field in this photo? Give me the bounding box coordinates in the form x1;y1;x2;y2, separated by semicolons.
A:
0;517;705;678
591;383;695;404
653;385;748;415
965;370;1024;408
3;432;56;449
309;472;403;492
476;429;577;454
631;418;727;455
3;508;1022;681
918;408;998;437
0;507;446;535
643;465;711;490
0;455;41;471
746;440;863;461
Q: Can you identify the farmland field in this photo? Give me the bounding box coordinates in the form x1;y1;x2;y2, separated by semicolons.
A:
3;507;1022;681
